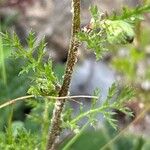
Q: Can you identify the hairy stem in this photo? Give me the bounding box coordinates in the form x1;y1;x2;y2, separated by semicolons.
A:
46;0;81;150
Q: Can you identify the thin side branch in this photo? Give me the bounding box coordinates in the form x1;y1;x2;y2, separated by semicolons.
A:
0;95;34;109
0;95;98;109
46;0;81;149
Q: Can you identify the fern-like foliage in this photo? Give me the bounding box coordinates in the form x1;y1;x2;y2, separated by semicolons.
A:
0;32;58;149
109;5;150;22
63;84;134;131
78;5;150;60
0;4;146;149
2;32;58;96
78;6;108;60
0;127;39;150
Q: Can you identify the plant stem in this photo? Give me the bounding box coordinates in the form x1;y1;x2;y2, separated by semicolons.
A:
46;0;81;150
62;122;89;150
0;95;34;109
41;100;50;150
0;26;7;86
70;106;107;124
0;95;97;109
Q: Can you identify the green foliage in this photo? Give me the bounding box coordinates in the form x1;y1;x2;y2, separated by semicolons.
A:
2;32;58;96
112;48;145;81
0;29;6;84
1;3;149;150
104;20;134;44
0;31;58;149
1;29;136;149
109;5;150;22
0;126;39;150
53;63;65;84
0;26;11;85
78;5;150;60
60;125;150;150
78;6;107;60
0;59;29;130
62;83;134;143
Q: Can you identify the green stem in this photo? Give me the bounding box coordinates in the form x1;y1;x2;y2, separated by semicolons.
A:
62;122;89;150
41;99;50;150
100;126;117;150
70;106;107;124
0;27;7;86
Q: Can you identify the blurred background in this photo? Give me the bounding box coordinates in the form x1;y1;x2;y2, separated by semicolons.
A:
0;0;150;149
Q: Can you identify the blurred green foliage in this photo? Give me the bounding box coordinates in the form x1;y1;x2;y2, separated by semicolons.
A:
112;48;145;81
60;124;150;150
0;3;150;150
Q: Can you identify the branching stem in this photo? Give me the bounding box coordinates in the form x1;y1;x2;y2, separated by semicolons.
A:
46;1;81;149
46;1;80;149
